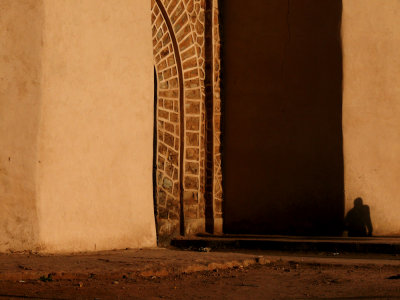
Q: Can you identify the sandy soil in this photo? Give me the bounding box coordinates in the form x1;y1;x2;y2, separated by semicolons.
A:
1;258;400;299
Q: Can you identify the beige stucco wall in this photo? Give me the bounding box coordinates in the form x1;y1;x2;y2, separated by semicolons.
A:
0;0;157;252
0;0;43;251
343;0;400;235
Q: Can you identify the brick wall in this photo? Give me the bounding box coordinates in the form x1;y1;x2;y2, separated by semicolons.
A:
212;0;223;233
152;0;221;241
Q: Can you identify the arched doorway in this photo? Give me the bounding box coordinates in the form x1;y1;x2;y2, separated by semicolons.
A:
151;0;211;242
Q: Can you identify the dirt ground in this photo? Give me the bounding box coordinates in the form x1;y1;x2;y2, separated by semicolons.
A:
1;256;400;299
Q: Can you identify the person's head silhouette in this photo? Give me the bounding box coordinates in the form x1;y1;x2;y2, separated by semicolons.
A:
354;197;363;208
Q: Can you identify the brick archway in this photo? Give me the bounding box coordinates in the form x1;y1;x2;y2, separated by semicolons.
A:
152;0;207;241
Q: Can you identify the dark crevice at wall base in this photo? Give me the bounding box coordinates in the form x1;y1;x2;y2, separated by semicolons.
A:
221;0;344;236
171;238;400;254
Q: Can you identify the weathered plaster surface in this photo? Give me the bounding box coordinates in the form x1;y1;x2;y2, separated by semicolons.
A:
36;0;156;251
0;0;42;251
0;0;157;252
343;0;400;235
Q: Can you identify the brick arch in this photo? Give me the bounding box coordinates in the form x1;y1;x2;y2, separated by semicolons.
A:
151;0;206;241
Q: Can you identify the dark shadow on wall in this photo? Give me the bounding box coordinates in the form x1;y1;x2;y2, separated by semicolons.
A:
344;198;373;237
220;0;344;235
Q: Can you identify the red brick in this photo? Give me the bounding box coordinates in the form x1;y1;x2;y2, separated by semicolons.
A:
186;116;200;130
185;101;200;114
164;132;175;147
186;132;199;146
158;109;169;120
186;148;199;160
185;162;199;175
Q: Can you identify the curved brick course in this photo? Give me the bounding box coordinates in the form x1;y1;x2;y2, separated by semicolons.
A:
152;0;207;240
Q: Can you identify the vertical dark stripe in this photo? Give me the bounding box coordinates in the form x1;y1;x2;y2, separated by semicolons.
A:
155;0;185;235
153;68;159;243
204;0;215;233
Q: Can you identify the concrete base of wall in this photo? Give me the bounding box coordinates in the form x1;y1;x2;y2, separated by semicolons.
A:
172;235;400;254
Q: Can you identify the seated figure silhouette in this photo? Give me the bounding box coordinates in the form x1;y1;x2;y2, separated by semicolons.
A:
344;197;373;237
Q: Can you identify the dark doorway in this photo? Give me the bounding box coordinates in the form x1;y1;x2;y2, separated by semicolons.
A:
221;0;344;235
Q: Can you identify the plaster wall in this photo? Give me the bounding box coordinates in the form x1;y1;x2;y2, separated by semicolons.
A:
343;0;400;235
35;0;157;252
0;0;42;251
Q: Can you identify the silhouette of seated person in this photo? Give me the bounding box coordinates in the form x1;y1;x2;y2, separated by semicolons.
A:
344;197;373;237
